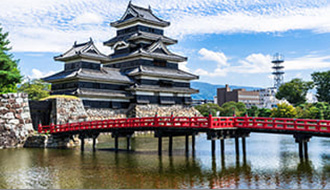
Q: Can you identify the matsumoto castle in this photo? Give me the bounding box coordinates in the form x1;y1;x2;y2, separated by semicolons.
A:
44;2;199;109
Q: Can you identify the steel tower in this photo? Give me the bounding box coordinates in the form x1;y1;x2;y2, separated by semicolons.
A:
272;53;284;89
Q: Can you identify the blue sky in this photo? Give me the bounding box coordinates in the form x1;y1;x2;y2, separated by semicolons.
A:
1;0;330;88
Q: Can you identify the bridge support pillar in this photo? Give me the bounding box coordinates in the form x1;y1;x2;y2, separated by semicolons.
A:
235;137;239;157
242;137;246;161
185;135;189;156
115;136;119;153
192;133;196;157
220;139;225;157
81;137;85;152
169;135;173;156
294;134;312;160
211;139;216;157
92;136;96;152
127;136;131;151
158;136;162;156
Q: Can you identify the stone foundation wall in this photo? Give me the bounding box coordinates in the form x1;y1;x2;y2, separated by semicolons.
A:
24;134;80;148
130;104;202;117
55;98;88;124
86;108;127;120
0;93;34;148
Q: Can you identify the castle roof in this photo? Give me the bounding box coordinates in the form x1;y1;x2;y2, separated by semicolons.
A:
127;84;199;94
111;2;170;28
54;38;109;62
108;40;187;63
104;31;177;47
126;65;198;80
43;68;133;84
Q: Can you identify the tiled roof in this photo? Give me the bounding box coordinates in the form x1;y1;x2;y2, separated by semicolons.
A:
43;68;133;84
54;39;109;62
111;2;170;27
126;65;198;80
127;84;199;94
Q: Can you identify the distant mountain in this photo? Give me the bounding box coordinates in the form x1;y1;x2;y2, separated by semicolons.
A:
191;81;262;100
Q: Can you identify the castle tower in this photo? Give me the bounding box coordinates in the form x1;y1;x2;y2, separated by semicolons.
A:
272;53;284;89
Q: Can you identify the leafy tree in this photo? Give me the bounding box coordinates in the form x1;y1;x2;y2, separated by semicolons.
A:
18;79;50;100
0;24;21;93
247;105;259;117
220;101;246;116
311;71;330;103
258;108;272;117
195;103;222;116
276;78;313;106
296;104;319;119
270;102;297;118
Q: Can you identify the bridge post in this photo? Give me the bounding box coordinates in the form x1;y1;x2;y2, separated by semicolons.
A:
185;134;189;156
211;139;216;157
115;136;119;153
169;135;173;156
192;133;196;157
80;135;85;152
304;141;308;160
242;137;246;161
158;136;162;156
127;135;131;151
299;142;303;159
220;139;225;157
92;136;96;152
235;136;239;158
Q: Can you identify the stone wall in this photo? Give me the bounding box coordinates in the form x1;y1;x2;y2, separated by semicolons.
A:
0;93;34;148
55;98;88;124
86;108;127;120
130;104;202;117
24;134;80;148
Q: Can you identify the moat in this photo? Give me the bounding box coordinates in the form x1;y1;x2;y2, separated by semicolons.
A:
0;133;329;189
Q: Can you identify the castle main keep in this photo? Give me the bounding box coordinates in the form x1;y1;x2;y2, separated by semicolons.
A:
44;2;199;109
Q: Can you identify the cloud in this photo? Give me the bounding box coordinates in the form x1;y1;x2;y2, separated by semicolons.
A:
194;48;330;77
285;55;330;70
73;13;103;24
1;0;330;52
29;69;55;79
178;61;189;72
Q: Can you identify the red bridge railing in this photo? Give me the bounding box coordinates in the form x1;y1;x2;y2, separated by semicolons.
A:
38;115;330;134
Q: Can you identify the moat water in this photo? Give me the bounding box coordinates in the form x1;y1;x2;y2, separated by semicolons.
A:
0;133;329;189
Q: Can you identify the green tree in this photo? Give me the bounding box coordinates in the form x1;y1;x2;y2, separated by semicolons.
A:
247;105;259;117
276;78;313;106
220;101;246;116
18;79;50;100
311;71;330;103
258;108;272;117
270;102;297;118
195;103;222;117
0;24;21;93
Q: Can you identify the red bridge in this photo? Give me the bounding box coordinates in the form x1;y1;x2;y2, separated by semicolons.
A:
38;115;330;159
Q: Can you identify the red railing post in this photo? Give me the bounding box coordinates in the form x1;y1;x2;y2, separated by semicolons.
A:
208;113;213;128
154;112;158;127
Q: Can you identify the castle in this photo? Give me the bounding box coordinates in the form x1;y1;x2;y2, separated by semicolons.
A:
44;2;199;109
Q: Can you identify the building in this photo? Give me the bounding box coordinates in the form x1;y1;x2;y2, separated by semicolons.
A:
257;87;279;109
216;84;260;108
44;2;199;109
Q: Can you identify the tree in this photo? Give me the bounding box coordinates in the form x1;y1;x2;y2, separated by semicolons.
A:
220;101;246;116
258;108;272;117
270;102;297;118
18;79;50;100
195;103;222;117
311;71;330;103
0;24;21;93
276;78;313;106
247;105;259;117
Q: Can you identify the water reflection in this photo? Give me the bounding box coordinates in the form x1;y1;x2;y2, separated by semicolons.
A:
0;134;328;189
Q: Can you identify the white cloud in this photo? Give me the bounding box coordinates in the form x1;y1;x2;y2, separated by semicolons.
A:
178;61;189;72
73;13;103;24
29;69;55;79
1;0;330;52
194;48;330;78
285;55;330;71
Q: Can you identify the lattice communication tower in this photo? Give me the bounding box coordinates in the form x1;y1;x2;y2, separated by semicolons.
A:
272;53;284;89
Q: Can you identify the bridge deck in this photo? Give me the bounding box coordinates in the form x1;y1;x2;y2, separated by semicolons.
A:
38;115;330;137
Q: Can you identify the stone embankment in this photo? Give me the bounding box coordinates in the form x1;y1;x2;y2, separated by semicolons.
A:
0;93;34;148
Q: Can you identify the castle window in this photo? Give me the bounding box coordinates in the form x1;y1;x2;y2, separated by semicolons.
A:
159;80;173;87
153;59;166;67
